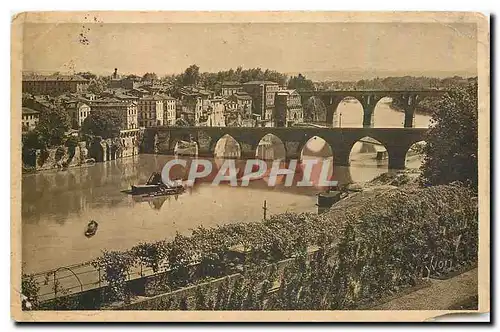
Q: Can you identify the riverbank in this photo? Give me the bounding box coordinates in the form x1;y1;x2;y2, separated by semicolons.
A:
23;179;478;310
22;135;141;174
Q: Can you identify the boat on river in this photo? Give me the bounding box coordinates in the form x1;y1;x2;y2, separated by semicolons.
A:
130;172;185;196
85;220;99;238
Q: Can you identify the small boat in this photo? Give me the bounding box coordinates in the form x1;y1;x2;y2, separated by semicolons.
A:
130;172;185;196
85;220;98;237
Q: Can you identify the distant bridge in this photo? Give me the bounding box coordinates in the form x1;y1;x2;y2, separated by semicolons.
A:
142;126;428;169
298;89;446;128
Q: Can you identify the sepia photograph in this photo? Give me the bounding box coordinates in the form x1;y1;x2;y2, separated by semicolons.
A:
11;11;489;322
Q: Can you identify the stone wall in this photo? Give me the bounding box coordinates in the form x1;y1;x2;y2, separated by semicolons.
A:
22;133;141;172
24;142;91;171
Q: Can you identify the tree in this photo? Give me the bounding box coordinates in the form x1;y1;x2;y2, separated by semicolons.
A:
87;77;107;95
81;109;123;139
181;65;200;86
142;72;158;82
35;106;71;148
420;80;478;190
76;71;97;80
288;74;314;91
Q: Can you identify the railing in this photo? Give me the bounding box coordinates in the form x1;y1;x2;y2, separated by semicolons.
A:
23;260;160;303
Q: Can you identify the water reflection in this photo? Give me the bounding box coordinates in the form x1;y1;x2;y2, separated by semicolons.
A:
21;101;429;273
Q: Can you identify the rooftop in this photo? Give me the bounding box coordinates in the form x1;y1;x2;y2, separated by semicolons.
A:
22;74;89;82
233;92;253;100
222;81;242;86
22;107;39;115
140;95;164;101
242;80;279;85
91;98;137;107
277;89;299;95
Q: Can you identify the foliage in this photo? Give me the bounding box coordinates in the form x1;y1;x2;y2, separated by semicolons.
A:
420;81;478;190
87;77;107;95
92;250;136;302
81;109;123;139
47;184;477;310
173;65;289;92
315;75;473;92
142;72;158;82
288;73;315;91
21;273;40;309
76;71;97;80
179;65;200;86
131;241;168;274
26;106;71;149
302;96;327;122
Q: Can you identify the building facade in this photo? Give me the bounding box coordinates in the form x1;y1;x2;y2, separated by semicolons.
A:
221;82;243;97
274;89;304;127
90;100;138;130
22;75;89;95
223;92;253;127
163;96;177;126
21;107;39;132
65;101;91;129
206;97;226;127
242;81;279;126
138;96;164;127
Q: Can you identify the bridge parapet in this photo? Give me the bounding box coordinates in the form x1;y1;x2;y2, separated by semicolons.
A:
299;89;447;128
144;126;427;170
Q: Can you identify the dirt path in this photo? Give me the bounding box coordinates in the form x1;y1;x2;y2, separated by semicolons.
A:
374;268;478;310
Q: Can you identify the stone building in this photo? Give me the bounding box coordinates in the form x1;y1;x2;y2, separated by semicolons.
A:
242;81;279;126
274;89;304;127
221;81;243;97
64;100;91;129
175;87;214;126
162;96;177;126
138;95;164;127
90;100;138;130
206;97;226;127
22;74;89;95
223;92;253;127
21;107;39;132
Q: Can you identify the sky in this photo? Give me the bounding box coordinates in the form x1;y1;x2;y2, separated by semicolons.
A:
21;22;478;77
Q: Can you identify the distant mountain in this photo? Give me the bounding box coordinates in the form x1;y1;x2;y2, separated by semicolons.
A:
286;69;477;82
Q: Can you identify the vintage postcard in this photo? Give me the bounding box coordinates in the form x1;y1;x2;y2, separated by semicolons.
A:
11;11;489;322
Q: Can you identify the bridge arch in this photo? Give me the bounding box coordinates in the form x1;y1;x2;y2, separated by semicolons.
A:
255;133;286;161
213;134;241;159
373;96;405;128
348;136;389;181
300;136;333;160
172;137;199;157
299;136;334;185
405;140;427;169
336;96;364;128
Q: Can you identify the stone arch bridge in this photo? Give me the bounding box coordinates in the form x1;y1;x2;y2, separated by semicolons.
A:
299;90;446;127
142;126;427;169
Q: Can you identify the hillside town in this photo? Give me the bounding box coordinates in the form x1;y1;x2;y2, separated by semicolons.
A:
21;68;306;137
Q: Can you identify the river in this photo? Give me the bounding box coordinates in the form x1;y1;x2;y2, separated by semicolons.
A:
22;98;431;274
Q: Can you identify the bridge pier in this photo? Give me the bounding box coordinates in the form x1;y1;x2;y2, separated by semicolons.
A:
362;107;375;128
400;94;420;128
332;149;351;167
359;95;380;128
240;143;258;159
387;146;409;170
404;110;415;128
